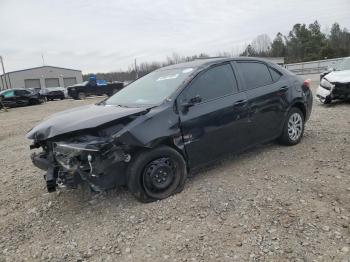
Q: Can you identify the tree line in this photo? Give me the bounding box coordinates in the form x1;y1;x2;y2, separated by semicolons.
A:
84;21;350;82
242;21;350;63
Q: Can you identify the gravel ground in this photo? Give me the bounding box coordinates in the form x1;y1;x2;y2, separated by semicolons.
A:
0;79;350;262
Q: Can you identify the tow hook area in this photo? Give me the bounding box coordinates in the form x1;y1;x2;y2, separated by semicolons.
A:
45;167;57;192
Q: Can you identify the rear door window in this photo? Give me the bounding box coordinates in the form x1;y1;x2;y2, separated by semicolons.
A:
237;62;273;90
15;90;30;96
184;64;237;102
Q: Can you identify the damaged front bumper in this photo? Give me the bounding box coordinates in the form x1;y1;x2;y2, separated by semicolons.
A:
316;85;332;100
316;83;350;101
30;138;131;193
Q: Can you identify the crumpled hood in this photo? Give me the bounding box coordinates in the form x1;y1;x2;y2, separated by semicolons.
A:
26;104;149;141
325;70;350;83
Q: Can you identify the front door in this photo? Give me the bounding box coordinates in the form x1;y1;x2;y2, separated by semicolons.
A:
0;90;17;107
178;63;251;167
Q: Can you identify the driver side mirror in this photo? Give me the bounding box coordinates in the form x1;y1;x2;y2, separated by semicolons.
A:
180;95;202;112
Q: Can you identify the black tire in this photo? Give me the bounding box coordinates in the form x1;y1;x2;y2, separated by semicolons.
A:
127;146;187;203
278;107;305;146
28;99;37;105
319;96;332;104
78;92;86;100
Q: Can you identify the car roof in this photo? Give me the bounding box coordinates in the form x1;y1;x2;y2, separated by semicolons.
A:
159;57;275;71
0;88;25;92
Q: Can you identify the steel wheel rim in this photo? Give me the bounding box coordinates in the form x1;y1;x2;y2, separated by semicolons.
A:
287;113;303;141
142;157;177;197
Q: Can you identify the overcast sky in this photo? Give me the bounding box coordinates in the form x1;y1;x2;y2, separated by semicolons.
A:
0;0;349;73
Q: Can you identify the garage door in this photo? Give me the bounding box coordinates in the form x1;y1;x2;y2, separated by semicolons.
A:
63;77;77;87
24;79;41;88
45;78;60;88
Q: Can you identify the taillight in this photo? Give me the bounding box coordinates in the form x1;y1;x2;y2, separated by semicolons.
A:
303;79;311;88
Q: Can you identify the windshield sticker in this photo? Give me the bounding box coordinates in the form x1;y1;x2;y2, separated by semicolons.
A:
156;74;179;81
182;68;193;73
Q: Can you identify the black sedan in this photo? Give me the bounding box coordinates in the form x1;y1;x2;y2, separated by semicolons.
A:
27;57;312;202
42;87;66;101
0;88;44;109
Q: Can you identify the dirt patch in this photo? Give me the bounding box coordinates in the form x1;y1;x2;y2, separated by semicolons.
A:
0;84;350;261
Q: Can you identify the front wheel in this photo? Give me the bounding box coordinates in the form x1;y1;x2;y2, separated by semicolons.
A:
127;146;187;202
78;92;86;100
319;96;332;104
278;107;305;146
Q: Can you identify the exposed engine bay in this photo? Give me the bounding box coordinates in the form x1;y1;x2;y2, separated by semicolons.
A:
31;134;132;192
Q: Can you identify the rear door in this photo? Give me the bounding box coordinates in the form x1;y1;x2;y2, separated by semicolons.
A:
178;63;250;167
233;61;289;143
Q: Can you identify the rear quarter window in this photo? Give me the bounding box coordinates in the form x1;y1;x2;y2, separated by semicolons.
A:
269;67;282;82
237;62;273;90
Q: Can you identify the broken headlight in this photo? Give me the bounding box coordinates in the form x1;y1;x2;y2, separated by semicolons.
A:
320;78;334;90
53;142;99;170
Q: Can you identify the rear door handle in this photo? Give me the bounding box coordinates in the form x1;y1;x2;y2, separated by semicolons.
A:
233;99;247;106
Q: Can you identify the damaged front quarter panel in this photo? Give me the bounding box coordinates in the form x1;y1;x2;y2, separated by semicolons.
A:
29;102;185;193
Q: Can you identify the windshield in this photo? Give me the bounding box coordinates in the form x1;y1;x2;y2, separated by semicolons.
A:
105;68;194;106
334;58;350;71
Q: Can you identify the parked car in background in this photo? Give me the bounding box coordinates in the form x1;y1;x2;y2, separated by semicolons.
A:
316;57;350;104
41;87;67;101
0;88;44;109
27;57;312;202
67;79;123;100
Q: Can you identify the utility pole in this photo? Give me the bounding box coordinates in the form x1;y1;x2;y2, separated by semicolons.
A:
0;56;9;90
0;73;4;91
134;58;138;80
41;53;46;66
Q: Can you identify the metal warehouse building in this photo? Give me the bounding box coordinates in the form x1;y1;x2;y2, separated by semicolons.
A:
0;66;83;90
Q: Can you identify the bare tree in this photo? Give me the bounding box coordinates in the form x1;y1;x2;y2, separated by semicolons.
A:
251;34;272;54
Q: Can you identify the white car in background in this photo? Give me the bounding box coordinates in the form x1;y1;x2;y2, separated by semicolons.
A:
316;57;350;104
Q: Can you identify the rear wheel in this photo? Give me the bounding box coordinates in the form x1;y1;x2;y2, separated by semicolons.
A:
78;92;86;100
127;146;187;202
278;107;304;146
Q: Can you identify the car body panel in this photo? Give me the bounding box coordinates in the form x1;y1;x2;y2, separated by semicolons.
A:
324;70;350;83
0;89;42;108
316;69;350;102
26;104;151;141
67;81;123;99
232;61;291;144
316;85;332;99
178;91;250;167
27;57;313;194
